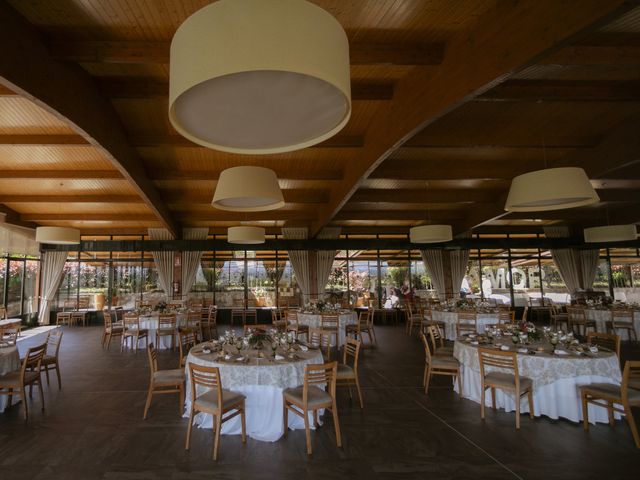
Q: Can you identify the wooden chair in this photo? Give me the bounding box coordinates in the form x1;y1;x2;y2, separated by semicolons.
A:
405;304;423;336
321;313;340;350
0;342;46;422
608;309;637;342
156;314;178;351
101;312;123;350
336;337;363;408
178;329;197;368
143;343;185;419
201;306;218;340
243;308;258;326
456;311;477;337
567;306;596;336
421;333;461;395
286;310;309;342
421;307;445;332
186;363;246;460
426;324;454;356
283;362;341;455
122;314;149;353
550;304;569;331
587;331;621;359
56;311;71;327
70;311;87;327
271;309;287;331
580;360;640;448
309;328;332;360
181;311;203;342
42;329;63;390
345;310;374;346
498;309;515;326
230;308;245;326
477;347;534;429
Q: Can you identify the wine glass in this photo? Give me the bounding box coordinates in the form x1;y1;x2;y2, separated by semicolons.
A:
271;341;278;357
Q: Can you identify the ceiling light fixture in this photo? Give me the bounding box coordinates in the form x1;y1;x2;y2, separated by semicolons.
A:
212;166;284;212
35;226;81;245
227;226;265;245
505;167;599;212
584;224;638;243
169;0;351;154
409;181;453;243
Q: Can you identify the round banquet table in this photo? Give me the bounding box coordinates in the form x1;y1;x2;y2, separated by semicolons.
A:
453;339;622;424
0;345;21;412
138;313;187;349
432;311;499;341
184;343;324;442
297;311;357;347
584;308;640;341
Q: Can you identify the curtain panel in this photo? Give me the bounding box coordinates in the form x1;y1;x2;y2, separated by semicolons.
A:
37;251;68;325
148;228;175;300
580;249;600;290
282;227;311;301
449;249;470;298
181;228;209;298
420;249;446;300
316;227;341;296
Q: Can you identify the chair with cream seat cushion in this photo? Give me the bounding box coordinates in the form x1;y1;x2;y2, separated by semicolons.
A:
42;328;63;389
185;363;246;460
143;343;185;419
426;324;454;356
336;337;363;408
421;332;461;396
283;361;341;455
101;312;123;350
0;342;47;422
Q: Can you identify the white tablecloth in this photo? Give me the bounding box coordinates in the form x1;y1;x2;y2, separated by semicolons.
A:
297;311;357;346
432;311;499;340
138;313;187;349
453;340;622;424
0;346;20;412
585;308;640;341
184;345;324;442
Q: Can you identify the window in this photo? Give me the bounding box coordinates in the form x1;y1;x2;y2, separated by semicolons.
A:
7;259;24;316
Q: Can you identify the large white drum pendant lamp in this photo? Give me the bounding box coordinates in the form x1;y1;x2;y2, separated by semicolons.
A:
35;226;81;245
228;226;265;245
169;0;351;154
410;225;453;243
505;167;599;212
584;224;638;243
212;166;284;211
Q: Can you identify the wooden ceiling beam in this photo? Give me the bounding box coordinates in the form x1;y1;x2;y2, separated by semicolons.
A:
0;204;37;230
132;133;364;149
98;77;394;101
541;44;640;65
149;169;342;181
0;134;90;146
309;1;636;237
0;170;123;179
48;39;445;66
477;80;640;103
334;210;466;221
0;194;142;203
163;189;328;205
0;2;178;236
350;189;500;203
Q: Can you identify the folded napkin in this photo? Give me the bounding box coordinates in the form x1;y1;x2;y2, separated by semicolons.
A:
274;354;285;361
224;354;232;360
470;341;479;345
518;348;528;354
500;345;510;351
299;345;308;352
589;346;599;353
201;348;211;354
235;356;245;362
554;349;568;355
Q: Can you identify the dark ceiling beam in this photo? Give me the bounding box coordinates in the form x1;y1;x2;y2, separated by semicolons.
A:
97;77;394;101
540;44;640;65
0;134;89;145
476;80;640;103
309;1;636;237
149;169;342;181
0;2;178;236
0;194;142;203
164;189;329;205
334;210;466;221
350;189;500;204
132;133;364;149
0;170;123;179
0;204;37;230
48;39;445;66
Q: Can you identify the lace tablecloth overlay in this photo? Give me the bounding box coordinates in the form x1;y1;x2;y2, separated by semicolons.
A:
184;344;324;442
138;313;187;349
432;311;499;340
297;311;357;346
0;346;20;412
453;340;622;424
585;308;640;341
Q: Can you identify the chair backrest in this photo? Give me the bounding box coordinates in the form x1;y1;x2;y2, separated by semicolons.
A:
207;306;218;324
478;347;520;384
611;309;634;328
457;311;477;334
159;314;177;329
321;314;339;330
103;311;113;327
123;314;140;330
420;332;433;364
426;324;445;351
342;337;361;371
147;343;159;375
304;361;337;404
357;310;369;327
309;328;332;356
22;342;47;379
567;306;586;322
587;331;621;358
46;329;63;358
286;310;298;325
621;360;640;403
179;329;197;361
498;309;515;324
189;363;223;408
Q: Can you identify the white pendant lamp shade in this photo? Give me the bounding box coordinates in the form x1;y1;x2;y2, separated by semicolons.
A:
410;225;453;243
169;0;351;154
35;226;81;245
584;224;638;243
227;226;265;245
212;166;284;211
505;167;599;212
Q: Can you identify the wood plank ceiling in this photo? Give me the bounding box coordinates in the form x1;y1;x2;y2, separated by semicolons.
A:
0;0;638;238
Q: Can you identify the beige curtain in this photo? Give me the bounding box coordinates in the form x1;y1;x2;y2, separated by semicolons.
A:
37;251;68;325
544;227;582;293
316;227;341;297
580;249;600;290
181;228;209;299
282;227;311;301
420;249;446;300
450;249;470;298
149;228;175;300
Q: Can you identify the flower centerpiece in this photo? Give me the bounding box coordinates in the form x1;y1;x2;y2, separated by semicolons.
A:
154;301;167;313
518;320;540;341
245;329;273;350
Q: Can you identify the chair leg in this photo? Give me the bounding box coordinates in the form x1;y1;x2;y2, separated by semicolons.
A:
6;388;13;410
331;401;342;448
178;384;184;415
283;401;289;438
213;413;222;461
424;365;432;395
623;401;640;449
527;390;534;419
422;363;428;387
456;371;462;398
515;390;521;430
481;385;486;420
45;366;51;386
38;380;45;412
491;387;496;410
185;408;194;450
143;386;153;419
355;378;364;409
20;388;28;422
304;409;312;455
581;393;590;430
608;401;615;426
240;404;247;443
